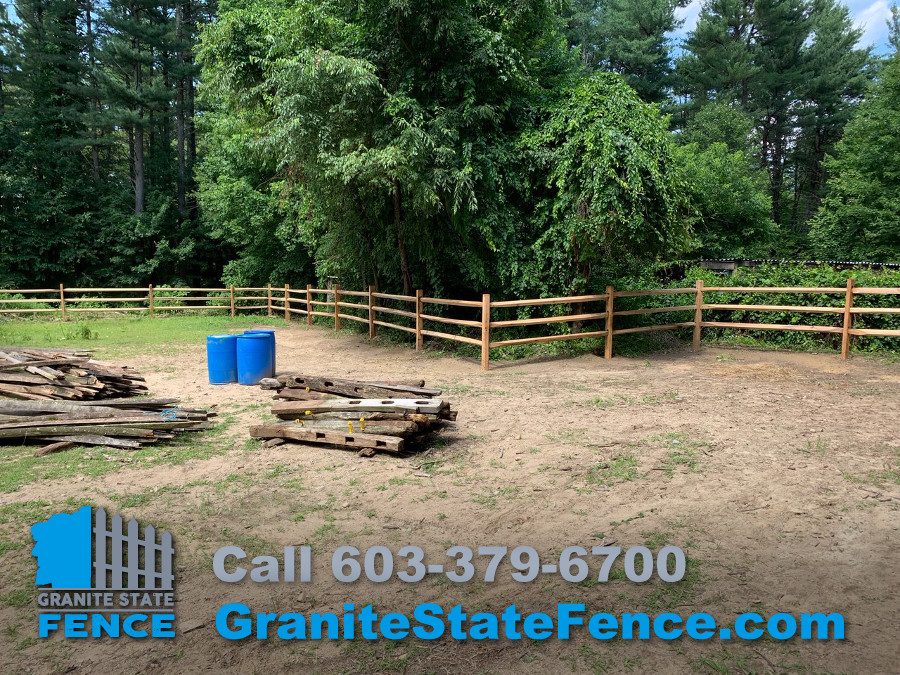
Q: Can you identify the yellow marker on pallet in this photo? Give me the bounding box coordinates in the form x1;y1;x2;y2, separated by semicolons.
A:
349;421;354;433
360;418;365;431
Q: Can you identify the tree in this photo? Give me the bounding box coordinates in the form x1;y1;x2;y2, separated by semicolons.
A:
808;53;900;262
563;0;683;102
678;0;869;247
525;73;693;288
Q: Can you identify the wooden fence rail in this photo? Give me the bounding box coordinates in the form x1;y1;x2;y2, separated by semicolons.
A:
2;280;898;370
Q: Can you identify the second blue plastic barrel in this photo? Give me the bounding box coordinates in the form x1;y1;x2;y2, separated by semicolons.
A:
206;334;238;384
244;329;276;377
236;334;272;385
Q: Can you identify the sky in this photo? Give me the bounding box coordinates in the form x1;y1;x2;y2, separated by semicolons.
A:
674;0;896;55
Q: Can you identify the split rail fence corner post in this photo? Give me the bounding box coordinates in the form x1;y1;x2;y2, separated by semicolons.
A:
284;284;290;322
415;289;423;350
333;284;341;331
306;284;312;325
841;277;855;359
267;283;273;317
604;285;614;359
693;279;704;350
59;284;66;321
481;293;491;371
148;285;154;317
229;284;235;317
368;285;376;339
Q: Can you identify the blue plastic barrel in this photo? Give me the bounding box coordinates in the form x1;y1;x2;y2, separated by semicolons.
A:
244;329;276;377
206;334;238;384
236;334;272;385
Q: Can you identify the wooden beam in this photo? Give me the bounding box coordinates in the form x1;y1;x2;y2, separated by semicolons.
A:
481;293;490;371
841;278;854;359
693;279;704;350
249;424;404;452
273;398;446;415
415;290;423;351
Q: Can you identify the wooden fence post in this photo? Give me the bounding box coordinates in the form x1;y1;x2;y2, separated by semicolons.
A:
230;284;235;317
604;285;614;359
148;285;154;317
368;285;376;339
284;284;290;322
693;279;704;350
267;284;273;317
481;294;491;371
841;277;855;359
306;284;312;325
415;290;424;350
333;284;341;331
59;284;66;321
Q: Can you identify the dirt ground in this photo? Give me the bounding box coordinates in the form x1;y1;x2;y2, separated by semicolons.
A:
1;324;898;674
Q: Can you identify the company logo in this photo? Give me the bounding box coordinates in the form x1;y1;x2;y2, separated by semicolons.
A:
32;506;177;638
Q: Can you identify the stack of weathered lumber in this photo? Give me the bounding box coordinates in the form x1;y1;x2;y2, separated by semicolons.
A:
250;374;456;456
0;399;213;454
0;348;148;400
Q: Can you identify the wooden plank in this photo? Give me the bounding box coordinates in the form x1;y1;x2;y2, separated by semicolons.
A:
491;312;607;328
276;375;439;398
614;304;696;317
306;284;313;325
337;313;368;325
491;330;607;348
613;322;695;336
277;411;432;425
613;288;697;298
333;284;340;330
848;328;900;337
481;294;491;371
421;297;482;308
0;425;161;439
420;313;481;328
337;301;367;310
841;278;854;359
368;286;376;339
415;290;424;351
0;416;198;431
850;307;900;314
34;441;75;457
604;285;614;359
700;321;843;334
63;297;148;303
852;287;900;295
703;286;845;293
372;292;416;302
490;294;608;308
338;290;369;298
702;303;844;313
0;357;89;370
693;280;703;350
249;424;404;452
272;398;446;415
0;288;57;294
373;320;416;334
374;305;416;319
420;329;482;346
39;435;144;449
287;419;419;437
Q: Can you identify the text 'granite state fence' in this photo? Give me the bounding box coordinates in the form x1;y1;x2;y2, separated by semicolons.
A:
1;281;898;370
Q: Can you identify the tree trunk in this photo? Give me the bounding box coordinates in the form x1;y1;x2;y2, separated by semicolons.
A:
394;179;412;296
132;4;144;215
175;2;187;217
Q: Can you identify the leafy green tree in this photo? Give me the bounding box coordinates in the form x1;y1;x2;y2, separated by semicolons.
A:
809;53;900;262
563;0;683;102
525;73;693;289
676;142;774;257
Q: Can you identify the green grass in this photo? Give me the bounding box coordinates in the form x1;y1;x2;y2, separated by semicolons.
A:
588;455;641;486
0;416;237;493
0;314;287;358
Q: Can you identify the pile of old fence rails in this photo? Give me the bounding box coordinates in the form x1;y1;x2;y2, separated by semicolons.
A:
0;285;274;317
0;348;149;400
249;374;455;457
0;398;214;455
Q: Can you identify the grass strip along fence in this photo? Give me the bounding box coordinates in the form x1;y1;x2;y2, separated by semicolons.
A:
1;280;898;370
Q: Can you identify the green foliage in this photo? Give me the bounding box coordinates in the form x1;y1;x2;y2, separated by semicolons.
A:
563;0;685;103
525;73;692;291
809;52;900;262
675;142;774;257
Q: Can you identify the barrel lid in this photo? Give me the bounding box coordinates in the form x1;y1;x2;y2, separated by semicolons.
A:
208;334;239;340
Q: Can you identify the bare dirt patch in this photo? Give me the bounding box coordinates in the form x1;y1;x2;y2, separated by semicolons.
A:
1;324;898;674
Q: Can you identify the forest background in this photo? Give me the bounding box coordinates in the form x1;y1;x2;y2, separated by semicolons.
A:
1;0;899;300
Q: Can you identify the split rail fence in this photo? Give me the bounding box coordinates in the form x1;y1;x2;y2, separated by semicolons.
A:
1;280;898;370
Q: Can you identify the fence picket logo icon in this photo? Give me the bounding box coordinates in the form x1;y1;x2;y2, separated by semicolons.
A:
31;506;177;638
